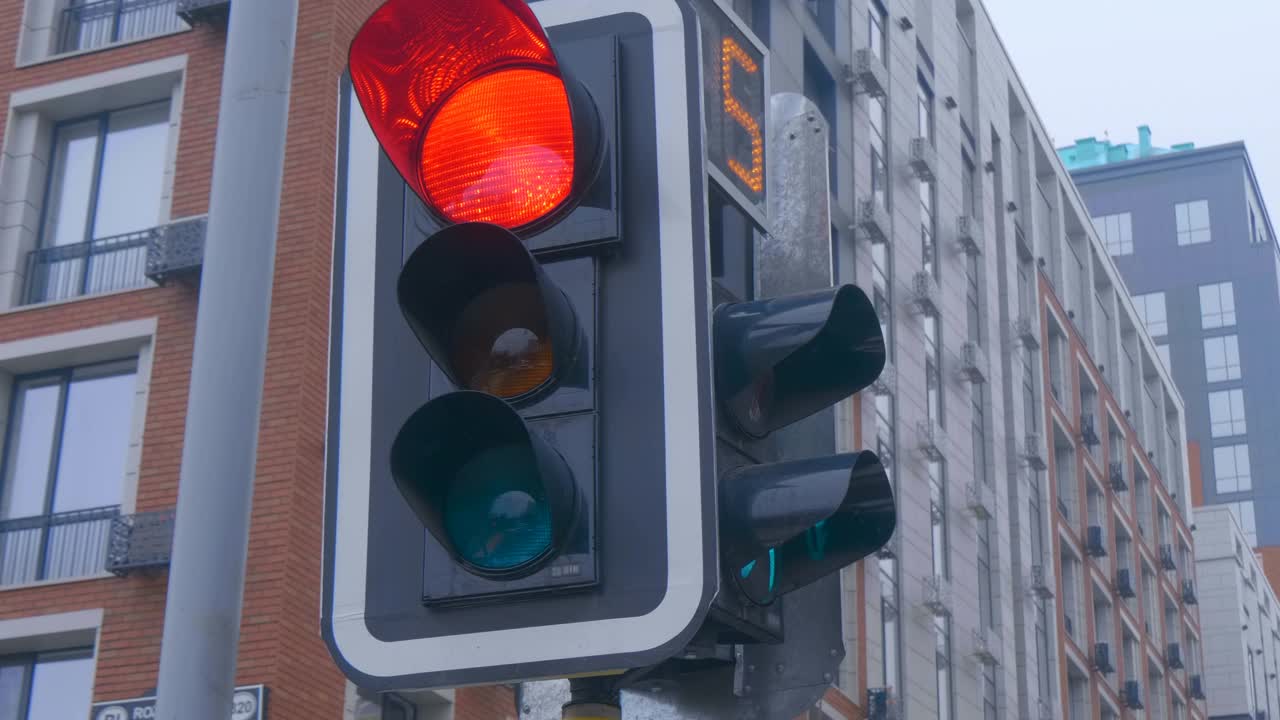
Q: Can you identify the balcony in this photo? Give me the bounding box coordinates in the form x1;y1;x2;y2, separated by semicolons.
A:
956;215;983;256
909;271;940;316
907;137;936;183
1093;642;1114;674
922;575;951;616
1012;314;1041;350
866;688;900;720
106;509;176;576
1189;674;1205;699
965;482;993;520
846;49;888;98
1080;414;1101;447
870;359;896;395
0;506;118;586
1086;525;1108;557
971;627;999;666
1182;579;1198;605
177;0;229;25
56;0;186;55
1123;680;1143;709
1027;564;1054;599
915;420;946;462
23;216;206;305
957;342;987;384
1109;461;1127;492
1021;432;1048;471
854;196;891;244
1114;568;1136;598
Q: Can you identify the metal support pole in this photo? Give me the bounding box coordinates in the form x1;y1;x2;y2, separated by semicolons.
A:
153;2;298;719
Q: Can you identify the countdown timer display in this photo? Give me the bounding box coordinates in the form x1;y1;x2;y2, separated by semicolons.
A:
696;1;767;214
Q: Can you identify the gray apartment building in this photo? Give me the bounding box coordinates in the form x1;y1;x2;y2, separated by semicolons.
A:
730;2;1202;719
1063;134;1280;560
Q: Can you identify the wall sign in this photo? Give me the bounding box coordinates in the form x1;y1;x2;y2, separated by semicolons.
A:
90;684;266;720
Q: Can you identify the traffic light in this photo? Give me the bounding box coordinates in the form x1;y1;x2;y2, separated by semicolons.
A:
712;286;896;616
323;0;719;690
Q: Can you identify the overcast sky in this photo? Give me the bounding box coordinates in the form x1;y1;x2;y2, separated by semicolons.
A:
980;0;1280;220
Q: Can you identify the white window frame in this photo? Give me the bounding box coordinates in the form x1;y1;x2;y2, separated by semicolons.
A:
0;55;185;312
1133;292;1167;337
1203;335;1241;383
16;0;190;67
1209;389;1247;438
1175;200;1211;246
1199;281;1236;329
1093;212;1133;256
0;318;155;591
0;608;102;720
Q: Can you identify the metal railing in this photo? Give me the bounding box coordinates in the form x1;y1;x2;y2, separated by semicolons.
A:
57;0;185;55
23;229;154;304
0;505;119;586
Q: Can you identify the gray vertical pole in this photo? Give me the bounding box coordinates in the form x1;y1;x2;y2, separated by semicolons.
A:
153;2;298;719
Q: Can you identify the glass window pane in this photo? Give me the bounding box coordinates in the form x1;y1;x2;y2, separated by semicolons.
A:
43;119;101;248
0;662;25;720
2;382;62;519
27;652;93;719
52;368;136;512
93;103;170;239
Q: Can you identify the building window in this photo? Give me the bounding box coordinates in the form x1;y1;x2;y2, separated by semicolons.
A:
1132;292;1167;337
1203;335;1241;382
802;43;838;194
1199;281;1236;329
1175;200;1211;245
0;648;95;719
1215;443;1252;492
1093;213;1133;256
1209;389;1247;438
27;102;170;305
935;616;953;720
868;0;888;62
870;97;889;210
0;360;136;586
730;0;769;37
1155;343;1170;372
1229;501;1258;546
917;74;934;143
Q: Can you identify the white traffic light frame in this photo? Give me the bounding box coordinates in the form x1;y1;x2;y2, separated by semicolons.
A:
323;0;714;689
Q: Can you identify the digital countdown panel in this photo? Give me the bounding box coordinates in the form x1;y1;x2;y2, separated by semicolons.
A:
696;0;767;216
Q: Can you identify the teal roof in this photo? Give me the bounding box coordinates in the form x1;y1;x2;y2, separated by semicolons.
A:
1058;125;1195;171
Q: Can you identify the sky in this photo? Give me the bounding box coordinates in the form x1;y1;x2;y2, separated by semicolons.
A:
980;0;1280;221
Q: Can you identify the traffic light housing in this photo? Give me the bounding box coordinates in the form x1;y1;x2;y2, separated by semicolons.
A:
323;0;719;690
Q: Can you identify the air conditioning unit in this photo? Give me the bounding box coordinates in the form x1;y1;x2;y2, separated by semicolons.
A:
1080;413;1100;447
916;420;946;462
1086;525;1108;557
1182;579;1198;605
1021;432;1048;471
972;627;999;666
1167;643;1184;669
908;137;937;182
855;196;891;244
1108;461;1127;492
958;342;988;384
1114;568;1136;598
846;48;889;98
957;215;983;256
1189;674;1205;699
1123;680;1143;709
1160;544;1177;571
1028;564;1054;599
922;575;951;616
871;359;897;395
965;482;993;520
1093;642;1114;674
909;271;940;316
1012;314;1040;350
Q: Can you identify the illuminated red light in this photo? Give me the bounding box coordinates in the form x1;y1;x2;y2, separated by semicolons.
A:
349;0;581;231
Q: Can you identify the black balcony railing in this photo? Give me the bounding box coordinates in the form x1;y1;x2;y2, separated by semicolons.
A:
0;505;119;586
23;216;208;305
23;230;152;304
57;0;186;55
